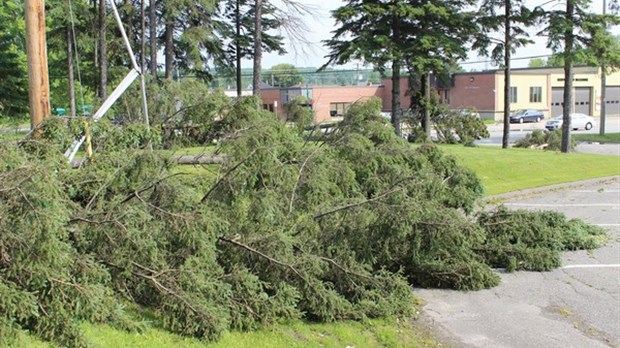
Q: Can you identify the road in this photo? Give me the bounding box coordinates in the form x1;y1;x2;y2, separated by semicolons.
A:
417;177;620;348
477;116;620;146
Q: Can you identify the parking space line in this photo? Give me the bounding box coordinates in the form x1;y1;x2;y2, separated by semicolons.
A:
562;264;620;269
503;203;619;207
596;224;620;227
572;190;620;193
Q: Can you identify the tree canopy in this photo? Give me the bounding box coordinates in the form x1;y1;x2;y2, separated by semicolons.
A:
268;63;303;87
323;0;477;136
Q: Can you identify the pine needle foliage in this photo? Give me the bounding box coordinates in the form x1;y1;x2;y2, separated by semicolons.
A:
476;206;607;272
0;97;607;346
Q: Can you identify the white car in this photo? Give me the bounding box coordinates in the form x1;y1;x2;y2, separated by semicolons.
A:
545;113;596;131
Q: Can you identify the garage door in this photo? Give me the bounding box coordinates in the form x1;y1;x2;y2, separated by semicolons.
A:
604;86;620;116
551;87;592;116
574;87;591;115
551;88;563;117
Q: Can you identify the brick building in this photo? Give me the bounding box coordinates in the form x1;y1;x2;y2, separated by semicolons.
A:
448;66;620;121
255;66;620;123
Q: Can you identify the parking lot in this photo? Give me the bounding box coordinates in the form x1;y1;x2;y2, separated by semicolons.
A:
417;177;620;348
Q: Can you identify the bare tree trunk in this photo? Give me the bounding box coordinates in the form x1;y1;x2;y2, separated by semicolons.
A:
141;0;146;73
502;0;511;149
391;14;401;137
599;0;607;136
125;0;132;50
164;21;173;79
236;0;242;96
98;0;107;99
252;0;262;96
67;26;76;117
149;0;157;77
423;73;430;140
561;0;574;153
391;59;401;137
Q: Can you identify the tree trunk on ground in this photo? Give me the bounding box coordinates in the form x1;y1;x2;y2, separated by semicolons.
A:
98;0;107;99
235;0;242;96
67;26;76;117
502;0;511;149
252;0;262;96
561;0;575;153
149;0;157;77
164;21;173;79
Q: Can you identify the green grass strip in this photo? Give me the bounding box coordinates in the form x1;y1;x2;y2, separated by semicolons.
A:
573;133;620;144
439;145;620;196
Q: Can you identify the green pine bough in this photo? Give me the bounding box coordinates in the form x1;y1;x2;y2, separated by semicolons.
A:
0;97;606;347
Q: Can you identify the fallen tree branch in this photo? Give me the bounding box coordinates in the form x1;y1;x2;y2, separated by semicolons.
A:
200;149;260;203
217;236;307;282
314;187;404;220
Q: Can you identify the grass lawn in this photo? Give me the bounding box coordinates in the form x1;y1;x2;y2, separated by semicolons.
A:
573;132;620;143
439;144;620;196
14;318;441;348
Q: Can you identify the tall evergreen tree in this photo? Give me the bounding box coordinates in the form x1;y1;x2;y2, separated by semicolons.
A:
541;0;619;152
219;0;285;95
324;0;476;137
0;0;28;118
474;0;538;149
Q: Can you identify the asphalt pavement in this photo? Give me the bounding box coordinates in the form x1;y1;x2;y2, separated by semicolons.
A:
417;176;620;348
478;115;620;154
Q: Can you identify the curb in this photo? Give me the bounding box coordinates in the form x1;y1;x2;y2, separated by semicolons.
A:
483;175;620;205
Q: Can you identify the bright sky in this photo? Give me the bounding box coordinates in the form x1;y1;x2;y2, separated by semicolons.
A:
243;0;614;71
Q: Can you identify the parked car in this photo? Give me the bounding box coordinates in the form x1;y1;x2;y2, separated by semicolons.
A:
545;113;596;131
509;109;545;123
458;108;481;118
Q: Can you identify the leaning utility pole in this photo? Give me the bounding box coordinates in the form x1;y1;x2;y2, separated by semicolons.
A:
25;0;51;130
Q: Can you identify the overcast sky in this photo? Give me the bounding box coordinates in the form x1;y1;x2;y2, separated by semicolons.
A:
241;0;613;71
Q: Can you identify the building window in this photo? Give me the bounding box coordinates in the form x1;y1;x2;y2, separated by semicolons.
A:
330;102;351;117
530;87;542;103
509;87;518;103
263;104;274;112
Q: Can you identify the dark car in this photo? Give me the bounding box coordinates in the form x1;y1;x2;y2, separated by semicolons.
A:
509;109;544;123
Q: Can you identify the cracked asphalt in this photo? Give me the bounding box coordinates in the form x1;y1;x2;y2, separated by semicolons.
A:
416;176;620;348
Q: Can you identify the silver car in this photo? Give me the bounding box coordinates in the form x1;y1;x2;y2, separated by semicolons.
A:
545;113;596;131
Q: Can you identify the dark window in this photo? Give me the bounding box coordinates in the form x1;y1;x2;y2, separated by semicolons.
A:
529;87;542;103
330;102;351;116
510;87;518;103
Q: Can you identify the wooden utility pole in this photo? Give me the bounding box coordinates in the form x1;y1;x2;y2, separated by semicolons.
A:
25;0;51;130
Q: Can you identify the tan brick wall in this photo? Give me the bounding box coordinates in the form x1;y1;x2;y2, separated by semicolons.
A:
311;86;384;122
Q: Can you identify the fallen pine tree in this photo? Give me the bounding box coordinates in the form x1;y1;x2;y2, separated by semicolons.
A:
0;97;606;347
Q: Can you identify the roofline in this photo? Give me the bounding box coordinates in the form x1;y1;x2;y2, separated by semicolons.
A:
453;65;599;76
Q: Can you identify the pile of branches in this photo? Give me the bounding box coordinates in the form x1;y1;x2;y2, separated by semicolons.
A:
513;129;576;151
0;97;605;346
